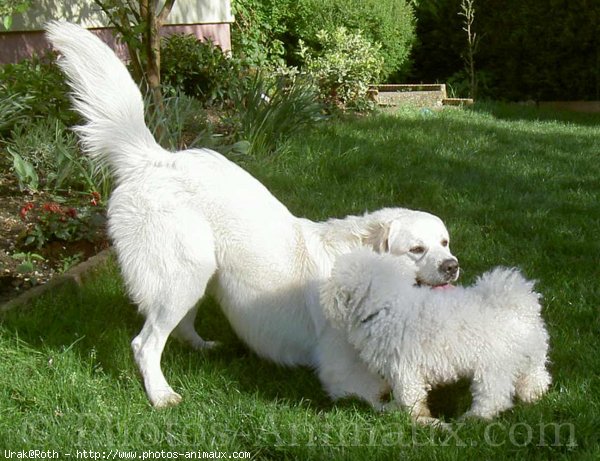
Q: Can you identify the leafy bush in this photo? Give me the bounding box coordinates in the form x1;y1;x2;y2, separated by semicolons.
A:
144;91;217;152
411;0;600;101
0;52;77;128
1;0;30;30
230;0;287;68
231;0;415;81
300;27;383;108
292;0;415;80
7;118;103;193
0;90;30;134
229;72;324;156
161;34;242;106
18;199;106;250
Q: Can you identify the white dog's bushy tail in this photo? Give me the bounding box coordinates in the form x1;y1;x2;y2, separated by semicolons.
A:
45;21;165;183
475;267;542;315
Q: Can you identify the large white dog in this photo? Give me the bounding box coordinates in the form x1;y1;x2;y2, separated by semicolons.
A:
322;249;551;426
46;22;459;408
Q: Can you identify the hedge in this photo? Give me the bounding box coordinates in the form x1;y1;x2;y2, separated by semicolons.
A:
410;0;600;101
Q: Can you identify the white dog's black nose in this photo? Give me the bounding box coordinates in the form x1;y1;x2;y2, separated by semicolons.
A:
440;259;459;278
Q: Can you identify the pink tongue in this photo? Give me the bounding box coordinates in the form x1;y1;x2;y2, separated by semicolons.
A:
432;284;454;290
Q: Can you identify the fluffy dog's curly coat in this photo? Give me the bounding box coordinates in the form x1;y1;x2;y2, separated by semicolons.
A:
322;249;551;425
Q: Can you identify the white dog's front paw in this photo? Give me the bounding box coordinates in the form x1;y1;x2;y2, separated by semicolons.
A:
149;389;183;409
520;387;545;403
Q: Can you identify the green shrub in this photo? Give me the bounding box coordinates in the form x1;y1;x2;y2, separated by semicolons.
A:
0;52;77;128
0;89;31;134
230;0;287;68
145;90;215;151
7;118;101;193
1;0;30;30
300;27;383;108
229;72;324;156
161;34;242;106
292;0;415;80
231;0;415;81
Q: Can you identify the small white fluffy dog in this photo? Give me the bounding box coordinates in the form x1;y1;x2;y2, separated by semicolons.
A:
322;249;551;425
46;22;460;408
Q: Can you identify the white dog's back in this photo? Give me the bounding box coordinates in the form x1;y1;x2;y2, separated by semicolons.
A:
46;22;462;409
46;21;319;407
325;251;545;360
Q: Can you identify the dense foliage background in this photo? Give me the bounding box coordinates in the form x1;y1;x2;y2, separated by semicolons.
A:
231;0;416;81
410;0;600;101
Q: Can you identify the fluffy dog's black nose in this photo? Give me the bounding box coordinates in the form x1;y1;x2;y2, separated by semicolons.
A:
440;259;459;277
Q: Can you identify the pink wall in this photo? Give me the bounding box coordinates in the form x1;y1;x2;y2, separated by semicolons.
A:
0;23;231;64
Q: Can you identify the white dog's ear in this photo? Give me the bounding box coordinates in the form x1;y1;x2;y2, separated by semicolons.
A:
320;279;351;327
363;222;390;253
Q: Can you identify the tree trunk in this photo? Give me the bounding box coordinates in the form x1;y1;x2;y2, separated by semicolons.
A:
94;0;176;142
140;0;175;140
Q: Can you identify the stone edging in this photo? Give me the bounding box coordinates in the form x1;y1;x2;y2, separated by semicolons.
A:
0;247;114;313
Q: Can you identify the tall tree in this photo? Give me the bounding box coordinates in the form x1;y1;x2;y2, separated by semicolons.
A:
459;0;479;99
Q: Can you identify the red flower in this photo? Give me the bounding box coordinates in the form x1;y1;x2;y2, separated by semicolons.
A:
42;202;63;214
90;191;101;206
20;202;35;221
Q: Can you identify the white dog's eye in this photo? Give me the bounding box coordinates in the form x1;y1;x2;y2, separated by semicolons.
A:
409;245;426;254
441;239;449;247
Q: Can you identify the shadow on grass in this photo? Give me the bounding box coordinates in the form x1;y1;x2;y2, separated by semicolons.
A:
472;101;600;127
0;263;479;423
0;263;339;411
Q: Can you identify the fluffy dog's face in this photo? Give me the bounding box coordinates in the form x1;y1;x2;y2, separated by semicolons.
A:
379;213;459;287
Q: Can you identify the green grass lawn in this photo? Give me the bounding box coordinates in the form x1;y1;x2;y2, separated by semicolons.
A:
1;104;598;459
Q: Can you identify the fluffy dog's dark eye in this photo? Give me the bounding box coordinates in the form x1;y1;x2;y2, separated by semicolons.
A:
410;246;426;254
441;239;449;247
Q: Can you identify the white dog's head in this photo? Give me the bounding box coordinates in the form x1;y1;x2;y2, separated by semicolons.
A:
363;209;459;287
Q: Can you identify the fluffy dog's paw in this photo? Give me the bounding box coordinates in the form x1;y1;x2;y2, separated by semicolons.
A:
460;409;496;421
414;416;451;431
150;389;183;409
515;372;551;403
517;385;546;403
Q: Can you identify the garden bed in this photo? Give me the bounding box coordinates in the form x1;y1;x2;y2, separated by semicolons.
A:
369;83;473;109
0;168;109;305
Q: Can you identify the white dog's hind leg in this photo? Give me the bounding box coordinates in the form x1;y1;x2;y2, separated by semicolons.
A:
174;307;219;350
132;312;184;408
132;266;215;408
124;209;217;408
316;328;389;409
465;371;514;419
515;366;551;403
